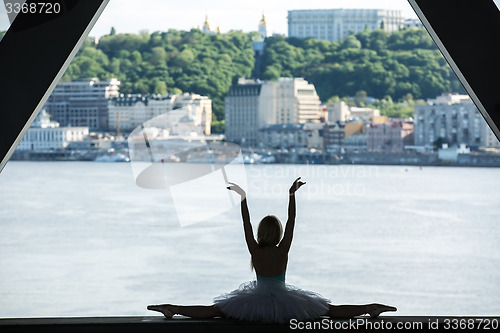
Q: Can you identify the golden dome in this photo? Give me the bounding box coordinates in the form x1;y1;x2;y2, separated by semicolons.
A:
259;13;266;26
203;15;210;29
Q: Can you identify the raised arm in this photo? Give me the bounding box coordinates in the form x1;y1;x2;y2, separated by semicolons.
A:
227;182;258;253
279;177;306;253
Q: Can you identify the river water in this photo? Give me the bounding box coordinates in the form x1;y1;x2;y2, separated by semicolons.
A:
0;161;498;317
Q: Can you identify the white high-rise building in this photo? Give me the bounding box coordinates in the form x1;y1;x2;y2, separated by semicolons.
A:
327;101;380;123
483;126;500;148
269;78;321;124
414;93;499;148
288;9;404;42
224;78;321;146
44;78;120;130
404;18;423;29
171;93;213;135
224;79;270;146
108;93;212;135
17;110;89;151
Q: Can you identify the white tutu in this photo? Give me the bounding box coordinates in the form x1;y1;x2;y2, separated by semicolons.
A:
213;278;330;324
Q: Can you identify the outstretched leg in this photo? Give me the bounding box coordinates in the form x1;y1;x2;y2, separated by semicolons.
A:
326;304;397;318
148;304;224;319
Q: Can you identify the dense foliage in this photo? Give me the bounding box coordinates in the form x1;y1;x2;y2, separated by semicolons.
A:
61;27;465;132
259;28;465;102
62;29;257;126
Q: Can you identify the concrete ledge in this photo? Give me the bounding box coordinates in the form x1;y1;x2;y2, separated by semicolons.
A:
1;316;499;332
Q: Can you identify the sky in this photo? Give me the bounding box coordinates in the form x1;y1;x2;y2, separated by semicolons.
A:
87;0;420;38
1;0;499;37
0;0;419;37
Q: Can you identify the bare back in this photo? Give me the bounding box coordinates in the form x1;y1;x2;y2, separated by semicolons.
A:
251;245;288;277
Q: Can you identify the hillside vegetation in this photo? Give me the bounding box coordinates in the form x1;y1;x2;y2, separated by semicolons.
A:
60;27;465;131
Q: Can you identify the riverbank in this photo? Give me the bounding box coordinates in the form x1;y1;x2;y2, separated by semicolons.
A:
10;149;500;167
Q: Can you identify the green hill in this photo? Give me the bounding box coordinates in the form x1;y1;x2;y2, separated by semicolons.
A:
259;28;465;102
62;28;257;128
60;27;465;132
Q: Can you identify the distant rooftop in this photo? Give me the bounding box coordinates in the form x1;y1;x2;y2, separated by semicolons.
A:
427;93;472;105
260;124;304;131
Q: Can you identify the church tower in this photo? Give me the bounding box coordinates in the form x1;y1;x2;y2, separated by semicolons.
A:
203;15;211;34
258;13;267;40
252;13;268;79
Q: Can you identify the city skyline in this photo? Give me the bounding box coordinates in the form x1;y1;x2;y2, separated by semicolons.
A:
1;0;420;38
90;0;418;38
3;1;499;38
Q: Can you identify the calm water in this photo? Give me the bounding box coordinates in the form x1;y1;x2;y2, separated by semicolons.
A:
0;161;499;318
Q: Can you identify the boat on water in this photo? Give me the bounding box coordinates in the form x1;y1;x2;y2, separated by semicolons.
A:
241;152;276;164
94;153;130;162
243;154;256;164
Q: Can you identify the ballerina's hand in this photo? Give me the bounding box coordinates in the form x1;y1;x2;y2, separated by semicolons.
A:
226;182;246;197
289;177;306;195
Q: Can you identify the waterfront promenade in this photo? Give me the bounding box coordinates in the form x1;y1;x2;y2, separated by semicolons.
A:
11;147;500;167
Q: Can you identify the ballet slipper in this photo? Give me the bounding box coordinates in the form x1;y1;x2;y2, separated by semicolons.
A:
367;304;397;317
147;304;174;318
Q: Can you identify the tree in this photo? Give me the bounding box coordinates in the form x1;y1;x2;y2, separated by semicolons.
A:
341;35;362;49
325;96;340;106
150;47;167;66
433;137;449;150
109;58;121;75
354;90;368;105
172;48;195;67
211;120;225;134
130;50;142;64
262;65;281;80
153;80;168;95
61;28;462;121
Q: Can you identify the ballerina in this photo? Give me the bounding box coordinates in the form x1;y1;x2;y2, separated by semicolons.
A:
148;177;396;323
